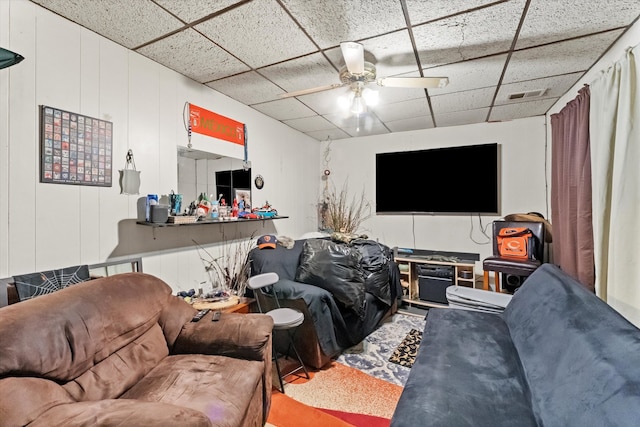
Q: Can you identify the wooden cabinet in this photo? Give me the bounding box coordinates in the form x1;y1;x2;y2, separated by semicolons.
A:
396;254;478;309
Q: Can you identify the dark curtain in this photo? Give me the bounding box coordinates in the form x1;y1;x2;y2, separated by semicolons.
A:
550;85;595;291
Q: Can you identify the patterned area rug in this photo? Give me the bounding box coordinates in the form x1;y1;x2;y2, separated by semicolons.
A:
337;313;426;386
388;329;423;368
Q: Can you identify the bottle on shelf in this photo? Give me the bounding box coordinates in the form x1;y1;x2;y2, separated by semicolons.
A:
232;199;239;217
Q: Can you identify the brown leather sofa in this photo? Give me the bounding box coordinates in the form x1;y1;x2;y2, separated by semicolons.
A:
0;272;273;427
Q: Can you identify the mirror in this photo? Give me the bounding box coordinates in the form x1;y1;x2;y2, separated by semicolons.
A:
177;146;251;214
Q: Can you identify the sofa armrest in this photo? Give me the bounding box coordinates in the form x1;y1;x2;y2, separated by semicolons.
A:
172;312;273;360
30;399;211;427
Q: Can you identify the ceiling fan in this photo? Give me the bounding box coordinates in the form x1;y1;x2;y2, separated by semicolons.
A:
278;42;449;113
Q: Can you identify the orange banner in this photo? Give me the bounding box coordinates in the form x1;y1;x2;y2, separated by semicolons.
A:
189;103;245;146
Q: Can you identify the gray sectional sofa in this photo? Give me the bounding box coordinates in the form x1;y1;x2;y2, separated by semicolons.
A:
391;263;640;426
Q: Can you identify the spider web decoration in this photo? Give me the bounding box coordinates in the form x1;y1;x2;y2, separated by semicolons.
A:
13;265;90;301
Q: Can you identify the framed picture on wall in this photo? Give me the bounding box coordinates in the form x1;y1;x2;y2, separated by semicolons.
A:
40;105;113;187
235;188;251;210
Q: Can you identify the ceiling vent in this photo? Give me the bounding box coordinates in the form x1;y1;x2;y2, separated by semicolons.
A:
508;89;547;100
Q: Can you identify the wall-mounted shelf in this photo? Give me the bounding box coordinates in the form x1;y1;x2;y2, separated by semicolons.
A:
137;215;288;228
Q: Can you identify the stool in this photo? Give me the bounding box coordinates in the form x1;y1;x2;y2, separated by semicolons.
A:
482;257;541;292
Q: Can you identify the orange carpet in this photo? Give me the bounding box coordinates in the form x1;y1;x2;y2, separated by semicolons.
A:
317;408;392;427
267;393;353;427
266;361;403;427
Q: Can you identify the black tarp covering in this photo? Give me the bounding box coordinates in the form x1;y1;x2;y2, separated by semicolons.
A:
351;239;392;306
295;238;366;318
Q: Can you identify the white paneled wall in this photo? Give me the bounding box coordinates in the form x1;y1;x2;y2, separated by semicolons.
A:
1;0;320;292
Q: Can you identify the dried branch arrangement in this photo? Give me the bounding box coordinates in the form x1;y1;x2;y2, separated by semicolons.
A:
193;236;254;297
322;181;371;235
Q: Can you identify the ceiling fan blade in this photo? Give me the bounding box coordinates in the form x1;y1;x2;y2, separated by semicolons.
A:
377;76;449;89
340;42;365;75
278;83;345;99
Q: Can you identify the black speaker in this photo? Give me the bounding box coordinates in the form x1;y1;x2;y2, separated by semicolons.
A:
503;273;527;293
418;265;454;304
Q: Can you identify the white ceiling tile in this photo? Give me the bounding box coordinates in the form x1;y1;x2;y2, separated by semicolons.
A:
489;98;558;122
375;85;427;105
426;54;508;95
30;0;640;138
259;53;339;94
405;0;503;24
283;116;336;133
195;0;317;68
347;120;390;138
385;115;435;133
138;29;249;83
280;0;406;49
155;0;242;23
495;72;583;105
324;112;388;138
504;30;624;84
373;98;431;123
322;109;357;126
297;88;351;116
31;0;183;48
207;71;284;105
250;98;317;121
413;0;526;67
430;87;496;115
517;0;640;49
305;128;351;141
434;108;490;127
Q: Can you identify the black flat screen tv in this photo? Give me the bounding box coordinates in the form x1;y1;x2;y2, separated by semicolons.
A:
376;143;499;214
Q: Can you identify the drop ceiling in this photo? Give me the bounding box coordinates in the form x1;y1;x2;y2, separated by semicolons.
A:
30;0;640;141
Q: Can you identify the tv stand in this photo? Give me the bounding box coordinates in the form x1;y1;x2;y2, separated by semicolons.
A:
393;247;479;309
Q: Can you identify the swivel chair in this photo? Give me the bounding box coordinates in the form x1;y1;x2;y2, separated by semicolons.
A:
483;220;545;293
248;272;309;393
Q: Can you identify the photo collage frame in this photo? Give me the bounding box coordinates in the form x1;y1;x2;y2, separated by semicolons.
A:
40;105;113;187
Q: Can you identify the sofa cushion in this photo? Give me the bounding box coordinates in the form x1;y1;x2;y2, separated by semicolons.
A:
391;308;537;427
121;354;263;426
503;264;640;426
63;322;169;401
295;238;366;317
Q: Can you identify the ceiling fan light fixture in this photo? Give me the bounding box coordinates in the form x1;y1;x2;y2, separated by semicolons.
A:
337;93;352;109
350;95;367;115
362;88;379;107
